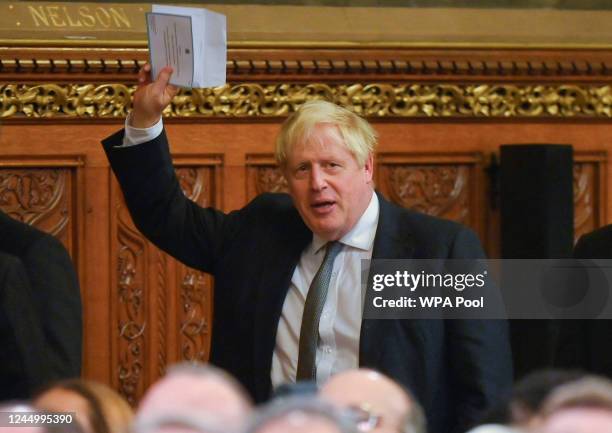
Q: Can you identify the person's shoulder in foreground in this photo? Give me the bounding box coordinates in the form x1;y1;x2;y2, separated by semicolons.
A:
0;210;82;380
574;224;612;258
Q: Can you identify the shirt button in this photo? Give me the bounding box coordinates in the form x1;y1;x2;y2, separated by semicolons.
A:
325;347;332;354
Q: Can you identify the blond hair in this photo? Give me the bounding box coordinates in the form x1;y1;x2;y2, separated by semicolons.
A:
275;100;377;168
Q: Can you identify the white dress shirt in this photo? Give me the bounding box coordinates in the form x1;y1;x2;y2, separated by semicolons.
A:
271;193;379;387
122;117;380;387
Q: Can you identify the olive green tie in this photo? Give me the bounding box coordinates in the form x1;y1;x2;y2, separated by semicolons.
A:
296;241;343;380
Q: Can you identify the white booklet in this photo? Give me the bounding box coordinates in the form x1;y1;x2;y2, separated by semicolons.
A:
146;4;226;89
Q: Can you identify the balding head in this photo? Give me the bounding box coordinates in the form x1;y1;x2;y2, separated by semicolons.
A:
539;376;612;433
136;362;253;433
320;369;425;433
246;397;357;433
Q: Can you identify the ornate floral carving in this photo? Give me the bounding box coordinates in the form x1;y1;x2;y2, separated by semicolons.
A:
176;168;209;203
3;83;612;118
157;250;167;377
1;84;132;118
573;163;598;243
117;225;146;405
385;165;469;223
0;169;69;236
255;167;288;194
175;167;212;362
179;269;210;362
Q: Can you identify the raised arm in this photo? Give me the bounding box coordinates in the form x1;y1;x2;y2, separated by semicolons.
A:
102;65;242;274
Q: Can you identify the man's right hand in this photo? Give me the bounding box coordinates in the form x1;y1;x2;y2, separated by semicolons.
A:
130;64;178;128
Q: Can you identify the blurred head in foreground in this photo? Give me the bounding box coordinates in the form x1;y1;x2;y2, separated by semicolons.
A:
245;397;357;433
538;376;612;433
136;362;253;433
34;379;132;433
319;369;426;433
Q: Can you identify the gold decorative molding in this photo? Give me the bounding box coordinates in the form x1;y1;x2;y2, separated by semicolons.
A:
3;54;612;79
3;82;612;118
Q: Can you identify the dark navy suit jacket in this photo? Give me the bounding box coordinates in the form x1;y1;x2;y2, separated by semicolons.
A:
103;129;512;433
556;225;612;378
0;211;82;397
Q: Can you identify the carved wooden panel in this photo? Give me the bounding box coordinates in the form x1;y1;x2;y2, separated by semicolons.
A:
115;203;147;406
175;166;215;363
0;164;79;256
376;153;484;241
111;159;220;405
574;152;607;243
246;155;288;200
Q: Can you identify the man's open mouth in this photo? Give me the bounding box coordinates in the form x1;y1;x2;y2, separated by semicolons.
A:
311;200;336;213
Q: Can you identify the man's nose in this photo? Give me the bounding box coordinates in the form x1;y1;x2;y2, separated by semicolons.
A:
309;166;327;191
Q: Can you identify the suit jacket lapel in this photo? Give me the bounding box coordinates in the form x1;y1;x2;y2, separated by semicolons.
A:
360;192;415;367
252;209;311;401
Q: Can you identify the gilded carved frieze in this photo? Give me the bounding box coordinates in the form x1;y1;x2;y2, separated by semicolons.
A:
3;83;612;118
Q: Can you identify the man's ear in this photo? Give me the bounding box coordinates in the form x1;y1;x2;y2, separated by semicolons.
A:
364;153;374;183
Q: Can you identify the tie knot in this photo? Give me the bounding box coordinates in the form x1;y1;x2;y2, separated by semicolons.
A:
325;241;343;261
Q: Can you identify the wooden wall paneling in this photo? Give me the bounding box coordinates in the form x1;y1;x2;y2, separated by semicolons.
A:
173;156;222;365
110;154;222;403
3;42;612;404
574;151;608;243
245;154;288;199
375;152;486;245
111;177;149;405
0;158;82;252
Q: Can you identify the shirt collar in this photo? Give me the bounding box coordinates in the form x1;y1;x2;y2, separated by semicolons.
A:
312;192;380;254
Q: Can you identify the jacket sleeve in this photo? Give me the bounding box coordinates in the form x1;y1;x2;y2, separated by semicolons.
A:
102;128;245;275
445;227;513;433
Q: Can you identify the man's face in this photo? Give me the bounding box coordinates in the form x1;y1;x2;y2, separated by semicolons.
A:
283;123;374;241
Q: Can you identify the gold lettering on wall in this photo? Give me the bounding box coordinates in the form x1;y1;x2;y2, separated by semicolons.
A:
78;6;96;28
27;4;132;29
28;6;49;27
109;8;130;28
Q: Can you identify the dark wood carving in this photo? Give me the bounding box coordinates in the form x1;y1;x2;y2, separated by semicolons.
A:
156;250;167;378
175;167;214;363
255;166;288;195
383;165;470;224
574;154;606;243
113;164;217;403
116;205;147;405
246;155;289;200
0;167;74;254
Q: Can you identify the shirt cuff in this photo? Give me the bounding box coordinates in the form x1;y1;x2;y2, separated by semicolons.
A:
120;114;164;147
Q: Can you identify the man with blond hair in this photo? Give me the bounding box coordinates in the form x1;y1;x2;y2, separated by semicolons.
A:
102;65;511;433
